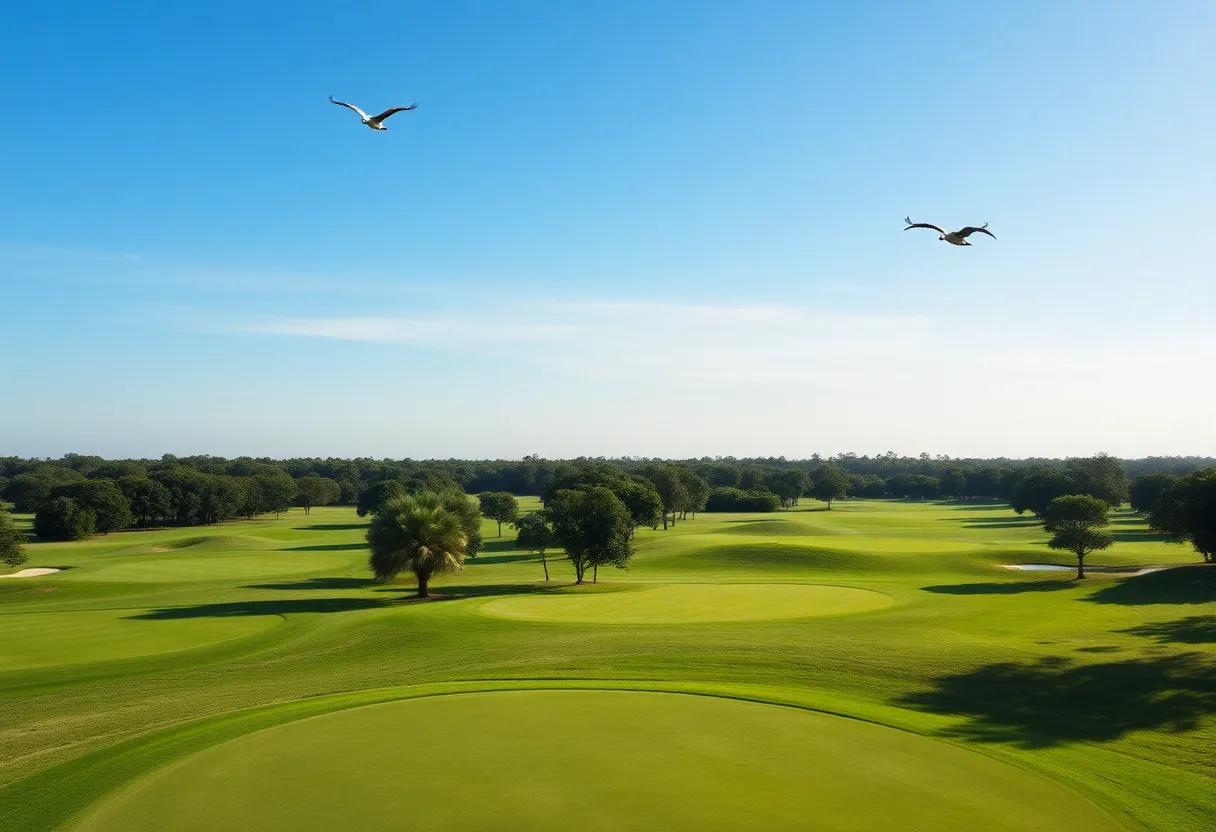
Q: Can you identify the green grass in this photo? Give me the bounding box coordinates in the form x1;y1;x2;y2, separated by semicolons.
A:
0;500;1212;832
73;691;1123;832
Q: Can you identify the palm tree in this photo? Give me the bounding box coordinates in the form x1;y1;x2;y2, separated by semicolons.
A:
366;491;468;598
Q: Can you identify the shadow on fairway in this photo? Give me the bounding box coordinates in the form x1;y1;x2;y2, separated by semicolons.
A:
951;518;1041;529
286;543;368;552
1086;566;1215;606
921;581;1078;595
248;577;379;591
129;597;393;619
1110;529;1167;542
293;523;367;531
897;653;1216;746
1119;616;1216;645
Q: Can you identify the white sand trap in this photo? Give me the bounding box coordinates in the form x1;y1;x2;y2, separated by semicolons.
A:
1001;564;1161;575
0;567;62;579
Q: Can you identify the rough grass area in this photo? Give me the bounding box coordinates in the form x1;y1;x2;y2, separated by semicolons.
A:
0;500;1212;832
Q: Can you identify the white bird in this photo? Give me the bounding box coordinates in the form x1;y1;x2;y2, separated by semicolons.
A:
904;217;996;246
328;95;417;131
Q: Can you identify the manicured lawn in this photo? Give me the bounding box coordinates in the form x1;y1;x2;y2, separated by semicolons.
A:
0;500;1212;832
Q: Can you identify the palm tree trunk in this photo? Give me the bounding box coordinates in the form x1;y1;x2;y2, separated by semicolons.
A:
416;568;431;597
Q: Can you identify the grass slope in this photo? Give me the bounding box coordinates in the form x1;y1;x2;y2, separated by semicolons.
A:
0;500;1211;832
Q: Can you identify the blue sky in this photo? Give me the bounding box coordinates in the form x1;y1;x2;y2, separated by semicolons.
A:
2;1;1213;459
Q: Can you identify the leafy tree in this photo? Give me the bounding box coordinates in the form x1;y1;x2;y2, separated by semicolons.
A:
847;474;886;499
644;465;688;530
939;467;968;501
3;468;85;513
810;465;849;510
254;473;297;518
0;509;26;568
676;469;711;518
614;478;663;533
548;487;634;583
33;497;97;541
357;480;406;518
336;479;361;505
1148;468;1216;563
704;487;780;512
48;480;132;534
766;469;807;509
367;491;468;597
1065;454;1128;507
1011;468;1074;519
1044;495;1114;579
441;491;483;559
1129;472;1180;516
513;510;557;581
704;464;741;488
118;476;172;526
478;491;519;537
296;476;341;515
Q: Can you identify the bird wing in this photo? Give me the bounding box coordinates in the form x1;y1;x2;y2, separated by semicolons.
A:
904;218;946;234
958;224;996;239
328;96;369;120
369;104;418;123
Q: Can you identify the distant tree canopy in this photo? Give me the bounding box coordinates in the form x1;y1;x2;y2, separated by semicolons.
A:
33;497;97;542
1147;468;1216;563
1064;454;1128;507
884;473;940;500
513;509;557;581
548;486;633;583
296;477;341;515
810;465;850;509
47;480;132;534
1011;468;1075;518
3;467;86;513
847;474;887;499
705;487;780;513
1129;472;1180;516
1043;495;1114;579
0;509;26;568
939;467;968;501
478;491;519;537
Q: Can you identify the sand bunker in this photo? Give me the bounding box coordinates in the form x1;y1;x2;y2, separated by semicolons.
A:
0;567;62;579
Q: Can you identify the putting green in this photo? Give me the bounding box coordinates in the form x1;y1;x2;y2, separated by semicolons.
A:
0;609;282;672
73;691;1121;832
478;583;893;623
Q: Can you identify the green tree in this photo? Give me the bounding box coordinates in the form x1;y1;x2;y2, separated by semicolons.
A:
0;509;26;568
847;474;886;499
49;480;132;533
1044;495;1114;579
478;491;519;537
1065;454;1128;507
296;476;341;515
1148;468;1216;563
549;487;634;583
513;510;557;581
255;473;297;518
614;478;664;533
676;469;711;518
766;469;808;509
3;468;85;513
1011;468;1074;519
644;465;688;530
33;497;97;541
366;491;468;598
1129;472;1180;516
118;476;172;526
810;465;849;510
357;480;407;517
940;467;968;501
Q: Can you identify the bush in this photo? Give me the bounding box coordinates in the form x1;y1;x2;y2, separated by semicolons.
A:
33;497;97;541
705;487;781;513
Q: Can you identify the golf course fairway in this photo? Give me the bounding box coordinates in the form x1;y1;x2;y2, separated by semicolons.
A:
70;690;1121;832
478;583;893;623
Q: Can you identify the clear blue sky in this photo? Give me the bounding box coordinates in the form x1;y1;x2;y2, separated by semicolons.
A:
2;1;1213;459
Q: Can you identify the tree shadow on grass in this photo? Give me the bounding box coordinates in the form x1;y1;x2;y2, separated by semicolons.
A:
897;653;1216;747
247;577;379;591
1086;566;1216;606
960;519;1041;529
921;580;1079;596
292;523;367;531
1110;529;1167;542
286;543;367;552
128;597;394;619
1119;616;1216;645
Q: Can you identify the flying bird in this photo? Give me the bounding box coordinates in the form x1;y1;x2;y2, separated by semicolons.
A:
328;95;417;130
903;217;996;246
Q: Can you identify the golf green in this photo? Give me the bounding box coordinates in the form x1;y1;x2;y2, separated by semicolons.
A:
72;691;1121;832
478;583;893;623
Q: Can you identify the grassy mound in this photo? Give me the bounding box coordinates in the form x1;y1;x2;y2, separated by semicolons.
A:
72;691;1122;832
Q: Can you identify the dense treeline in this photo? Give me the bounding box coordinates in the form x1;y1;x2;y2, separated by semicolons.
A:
2;453;1214;560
